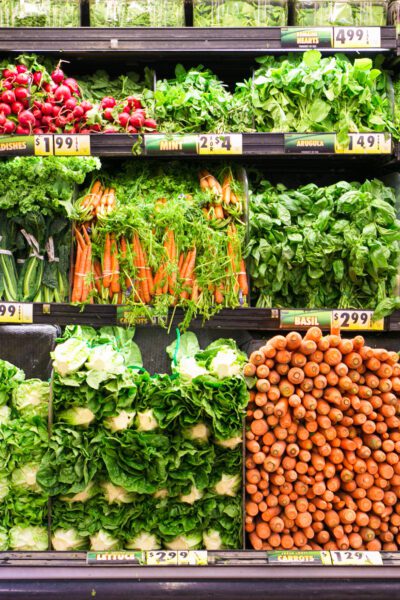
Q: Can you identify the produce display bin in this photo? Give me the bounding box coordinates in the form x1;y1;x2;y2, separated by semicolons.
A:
389;0;400;30
192;0;288;27
292;0;388;25
0;0;81;27
89;0;185;27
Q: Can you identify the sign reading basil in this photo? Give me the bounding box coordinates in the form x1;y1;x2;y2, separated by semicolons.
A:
280;310;332;329
284;133;335;154
281;27;332;48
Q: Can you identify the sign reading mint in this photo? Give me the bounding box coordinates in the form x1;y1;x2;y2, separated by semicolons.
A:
281;27;332;48
144;134;242;156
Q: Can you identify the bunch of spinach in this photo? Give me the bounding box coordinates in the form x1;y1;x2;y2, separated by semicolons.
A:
193;0;287;26
89;0;184;27
0;0;81;27
235;50;397;143
294;0;386;26
146;65;251;134
247;178;400;309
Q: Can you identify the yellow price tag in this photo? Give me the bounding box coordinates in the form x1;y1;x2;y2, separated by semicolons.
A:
331;551;383;566
197;134;242;155
146;551;178;565
53;134;91;156
0;303;33;324
34;135;54;156
331;310;384;331
178;551;208;566
335;133;391;154
333;27;381;48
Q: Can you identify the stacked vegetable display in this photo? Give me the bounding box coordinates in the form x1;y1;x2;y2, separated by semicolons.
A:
246;177;400;312
70;162;248;326
0;359;49;551
245;328;400;551
36;327;247;551
0;56;157;135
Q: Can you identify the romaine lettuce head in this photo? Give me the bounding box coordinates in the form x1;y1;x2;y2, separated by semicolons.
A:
176;357;208;381
136;409;158;432
0;359;25;406
0;418;48;474
9;525;48;551
100;481;136;505
164;533;202;550
104;410;136;432
182;422;210;443
0;475;9;501
0;527;8;550
52;528;87;551
203;529;223;550
90;530;120;551
58;407;96;428
214;473;241;497
60;481;98;503
179;485;203;504
52;338;90;378
125;532;161;550
204;496;242;549
12;379;49;420
11;462;41;493
0;406;11;425
209;348;243;379
85;345;125;389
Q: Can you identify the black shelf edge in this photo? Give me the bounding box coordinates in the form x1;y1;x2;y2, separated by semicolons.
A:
0;27;395;55
2;304;389;331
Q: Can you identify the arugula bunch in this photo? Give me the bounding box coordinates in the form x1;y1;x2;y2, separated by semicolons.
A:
89;0;184;27
193;0;288;26
236;50;397;142
247;178;400;309
294;0;386;26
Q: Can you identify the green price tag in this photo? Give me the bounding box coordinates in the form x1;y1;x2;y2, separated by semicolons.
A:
0;135;34;155
280;309;332;329
86;551;144;564
144;134;198;155
330;551;383;566
281;27;332;48
284;133;336;154
268;550;332;565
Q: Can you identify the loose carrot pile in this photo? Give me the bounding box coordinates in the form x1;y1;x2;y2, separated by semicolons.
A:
71;165;249;315
245;328;400;551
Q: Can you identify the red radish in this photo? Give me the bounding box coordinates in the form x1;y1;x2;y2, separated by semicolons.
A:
14;87;29;102
0;103;12;116
118;112;130;127
42;102;53;116
90;124;101;132
144;118;157;129
55;116;69;128
1;90;16;104
129;114;144;128
2;80;13;90
103;107;114;121
18;110;36;127
16;125;30;135
43;82;58;94
33;128;44;134
64;77;80;94
80;101;92;112
41;115;53;128
11;102;24;114
32;71;42;86
79;128;91;134
2;69;15;79
127;126;138;133
127;96;142;109
52;105;61;117
65;97;77;111
104;127;119;133
3;120;15;133
72;105;85;119
15;72;30;86
16;65;27;74
54;85;72;102
32;108;42;120
101;96;116;109
0;114;6;126
51;68;64;84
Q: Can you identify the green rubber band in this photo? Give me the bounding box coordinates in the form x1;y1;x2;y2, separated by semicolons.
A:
172;328;181;367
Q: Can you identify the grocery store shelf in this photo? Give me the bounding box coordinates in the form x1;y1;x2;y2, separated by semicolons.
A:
4;303;396;331
0;27;396;56
0;133;396;159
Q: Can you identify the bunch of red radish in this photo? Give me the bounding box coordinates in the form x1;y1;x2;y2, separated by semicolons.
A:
0;62;157;135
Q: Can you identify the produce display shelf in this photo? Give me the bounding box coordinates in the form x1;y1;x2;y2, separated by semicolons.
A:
0;133;396;159
4;303;394;331
0;27;395;55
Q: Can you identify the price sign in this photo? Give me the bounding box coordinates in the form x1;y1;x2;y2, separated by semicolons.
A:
53;134;91;156
34;135;53;156
0;303;33;324
335;133;391;154
331;551;383;566
197;134;242;155
331;310;384;331
86;551;144;565
146;550;178;565
178;551;208;566
333;27;381;48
